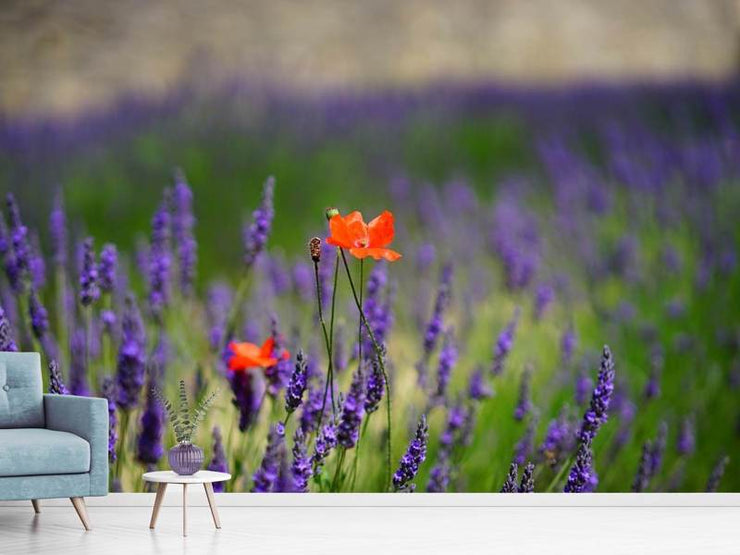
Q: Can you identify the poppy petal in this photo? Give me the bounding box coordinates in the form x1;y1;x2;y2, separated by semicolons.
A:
367;211;395;248
349;247;402;262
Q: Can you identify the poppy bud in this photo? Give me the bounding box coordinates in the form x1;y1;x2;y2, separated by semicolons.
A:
325;207;340;221
309;237;322;262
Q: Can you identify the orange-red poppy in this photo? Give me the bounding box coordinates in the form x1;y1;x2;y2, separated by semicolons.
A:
227;338;289;371
326;210;402;261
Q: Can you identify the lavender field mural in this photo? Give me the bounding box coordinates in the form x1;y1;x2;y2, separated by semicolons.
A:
0;82;738;493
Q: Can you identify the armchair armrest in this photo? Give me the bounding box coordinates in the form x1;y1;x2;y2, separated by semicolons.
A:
44;394;109;496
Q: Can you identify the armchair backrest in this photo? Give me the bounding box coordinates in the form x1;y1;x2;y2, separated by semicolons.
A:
0;352;44;428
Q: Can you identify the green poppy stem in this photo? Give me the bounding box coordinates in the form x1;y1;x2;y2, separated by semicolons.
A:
316;252;339;429
339;248;392;491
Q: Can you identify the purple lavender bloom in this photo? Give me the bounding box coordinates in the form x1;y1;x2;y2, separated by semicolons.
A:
172;171;197;295
575;369;593;406
265;318;291;397
519;462;535;493
491;308;520;376
101;309;116;336
136;378;165;465
533;283;554;320
49;188;68;268
415;243;436;273
229;367;265;432
418;263;453;385
252;423;285;492
644;349;662;400
561;326;577;366
28;233;46;289
98;243;118;294
540;408;575;466
79;237;99;306
28;288;49;339
285;350;308;414
148;196;172;320
291;427;312;493
69;329;90;396
393;415;428;492
468;367;493;401
677;416;696;456
514;367;532;421
426;449;451;493
650;421;668;477
207;426;229;492
435;329;458;399
337;369;366;449
100;377;118;463
48;360;68;395
564;437;594;493
360;262;391;357
0;303;18;351
291;262;313;301
632;440;653;492
6;193;30;291
513;418;535;465
300;382;325;434
365;354;385;414
577;345;615;443
243;176;275;268
311;419;338;476
706;455;730;492
206;282;232;352
500;462;519;493
116;296;146;410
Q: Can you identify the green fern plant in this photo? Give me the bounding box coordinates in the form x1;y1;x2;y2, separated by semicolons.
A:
153;379;219;444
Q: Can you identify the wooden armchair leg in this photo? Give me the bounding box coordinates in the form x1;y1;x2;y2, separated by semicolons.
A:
70;497;91;531
31;499;40;514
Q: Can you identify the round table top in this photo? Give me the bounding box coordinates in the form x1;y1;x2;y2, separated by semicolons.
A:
142;470;232;484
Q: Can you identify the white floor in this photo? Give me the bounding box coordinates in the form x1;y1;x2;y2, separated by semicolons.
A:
1;495;739;554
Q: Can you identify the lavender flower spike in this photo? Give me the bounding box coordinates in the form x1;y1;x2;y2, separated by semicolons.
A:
285;350;309;414
311;420;338;477
468;367;493;401
337;369;366;449
364;353;386;414
435;329;458;399
491;308;520;376
243;176;275;268
0;304;19;351
417;263;453;385
207;426;229;492
291;428;312;493
632;441;653;493
49;188;68;268
578;345;615;443
6;193;30;291
500;462;519;493
136;372;165;465
69;329;90;396
252;423;285;493
28;288;49;339
677;416;695;456
514;366;532;421
393;415;429;492
116;295;146;410
519;462;535;493
148;195;172;320
100;377;118;463
564;437;594;493
98;243;118;294
79;237;100;306
706;455;730;492
172;170;197;295
48;360;68;395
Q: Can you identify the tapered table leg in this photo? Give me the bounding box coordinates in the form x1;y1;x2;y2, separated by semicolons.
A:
149;483;168;529
203;483;221;529
182;483;188;537
31;499;41;514
70;497;91;531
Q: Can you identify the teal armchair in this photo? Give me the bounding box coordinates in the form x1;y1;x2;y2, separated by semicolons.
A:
0;352;108;530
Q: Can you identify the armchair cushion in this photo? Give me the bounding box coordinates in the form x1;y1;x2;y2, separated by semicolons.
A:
0;353;44;428
0;428;90;476
44;394;109;496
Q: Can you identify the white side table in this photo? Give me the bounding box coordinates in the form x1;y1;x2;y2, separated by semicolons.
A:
142;470;231;537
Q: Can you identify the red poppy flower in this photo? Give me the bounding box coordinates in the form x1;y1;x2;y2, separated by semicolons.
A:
227;338;289;372
326;210;402;261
